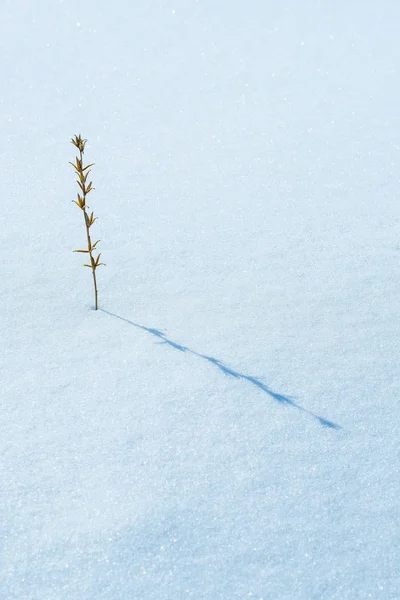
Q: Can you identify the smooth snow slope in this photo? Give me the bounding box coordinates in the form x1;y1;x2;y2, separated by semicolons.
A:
1;1;400;598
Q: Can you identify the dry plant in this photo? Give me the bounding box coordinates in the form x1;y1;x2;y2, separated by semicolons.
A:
70;134;104;310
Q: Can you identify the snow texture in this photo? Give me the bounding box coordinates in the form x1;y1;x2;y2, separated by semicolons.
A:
1;1;399;598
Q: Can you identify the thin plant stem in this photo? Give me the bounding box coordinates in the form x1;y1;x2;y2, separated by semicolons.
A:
79;147;99;310
71;134;104;310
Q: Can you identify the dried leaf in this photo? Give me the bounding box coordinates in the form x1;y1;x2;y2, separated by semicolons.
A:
94;254;105;267
87;212;97;226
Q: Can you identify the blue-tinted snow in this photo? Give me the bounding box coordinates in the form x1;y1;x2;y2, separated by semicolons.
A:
1;1;399;598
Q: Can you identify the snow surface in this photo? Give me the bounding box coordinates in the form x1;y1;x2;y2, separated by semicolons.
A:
1;1;400;598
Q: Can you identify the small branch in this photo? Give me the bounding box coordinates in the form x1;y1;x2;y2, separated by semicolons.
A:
71;134;104;310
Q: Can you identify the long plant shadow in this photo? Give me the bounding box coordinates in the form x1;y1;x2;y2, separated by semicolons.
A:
100;309;341;430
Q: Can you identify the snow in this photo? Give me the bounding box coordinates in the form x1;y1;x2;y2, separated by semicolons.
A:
1;0;399;598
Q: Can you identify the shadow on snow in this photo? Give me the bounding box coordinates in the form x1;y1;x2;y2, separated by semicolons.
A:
100;309;341;430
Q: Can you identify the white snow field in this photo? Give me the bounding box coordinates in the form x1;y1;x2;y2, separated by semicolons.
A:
1;1;400;598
